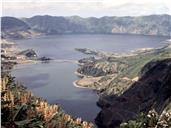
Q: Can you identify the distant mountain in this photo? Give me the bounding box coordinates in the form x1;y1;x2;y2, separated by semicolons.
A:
2;17;30;31
1;17;40;39
1;14;171;39
25;15;171;36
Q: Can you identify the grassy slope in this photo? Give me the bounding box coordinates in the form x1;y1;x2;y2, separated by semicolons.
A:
76;41;171;96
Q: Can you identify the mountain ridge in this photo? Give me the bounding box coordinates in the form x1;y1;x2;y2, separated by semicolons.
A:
1;14;171;39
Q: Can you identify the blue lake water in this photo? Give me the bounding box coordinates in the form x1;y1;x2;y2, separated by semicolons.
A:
11;34;168;122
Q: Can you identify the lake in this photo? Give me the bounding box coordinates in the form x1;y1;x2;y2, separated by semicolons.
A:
11;34;168;122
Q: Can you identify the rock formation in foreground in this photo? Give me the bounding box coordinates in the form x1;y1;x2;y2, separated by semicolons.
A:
95;58;171;128
75;41;171;128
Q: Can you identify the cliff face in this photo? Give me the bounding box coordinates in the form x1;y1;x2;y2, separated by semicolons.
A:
95;59;171;128
24;15;171;36
74;42;171;127
1;14;171;39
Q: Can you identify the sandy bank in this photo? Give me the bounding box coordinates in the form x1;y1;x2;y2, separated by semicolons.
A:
73;80;91;89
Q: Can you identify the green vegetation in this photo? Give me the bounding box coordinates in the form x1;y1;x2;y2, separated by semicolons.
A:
1;39;95;128
120;109;171;128
1;74;94;128
76;42;171;96
76;42;171;127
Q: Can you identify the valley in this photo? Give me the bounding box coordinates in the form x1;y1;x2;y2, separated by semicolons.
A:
1;14;171;128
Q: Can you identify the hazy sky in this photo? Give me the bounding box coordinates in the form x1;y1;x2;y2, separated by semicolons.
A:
1;0;171;18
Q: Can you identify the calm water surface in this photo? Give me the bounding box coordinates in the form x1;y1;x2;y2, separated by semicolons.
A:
11;34;168;122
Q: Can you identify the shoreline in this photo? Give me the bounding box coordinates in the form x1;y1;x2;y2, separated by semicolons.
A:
74;71;85;77
1;39;96;127
73;80;91;89
74;70;96;78
73;80;100;98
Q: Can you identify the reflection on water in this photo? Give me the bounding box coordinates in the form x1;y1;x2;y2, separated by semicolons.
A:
12;61;100;122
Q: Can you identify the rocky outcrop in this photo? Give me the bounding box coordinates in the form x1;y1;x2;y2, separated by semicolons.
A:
17;49;37;59
95;59;171;128
74;42;171;127
77;60;124;77
38;56;52;62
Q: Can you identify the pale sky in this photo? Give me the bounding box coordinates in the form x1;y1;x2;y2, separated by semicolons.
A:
1;0;171;18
